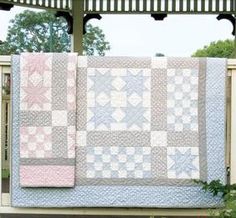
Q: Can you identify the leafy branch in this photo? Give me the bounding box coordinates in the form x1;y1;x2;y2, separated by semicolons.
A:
195;179;236;217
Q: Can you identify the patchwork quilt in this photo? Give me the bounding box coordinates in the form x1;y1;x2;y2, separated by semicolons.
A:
17;53;77;187
11;56;226;207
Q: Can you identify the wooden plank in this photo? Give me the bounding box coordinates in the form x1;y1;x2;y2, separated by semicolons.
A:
165;0;169;11
172;0;176;12
143;0;147;11
60;0;63;9
179;0;183;11
201;0;205;11
223;0;227;11
85;0;89;11
107;0;111;11
186;0;190;11
121;0;125;11
157;0;161;11
231;0;234;11
215;0;220;11
93;0;96;11
194;0;198;11
128;0;132;11
0;198;214;216
150;0;154;11
0;56;11;64
209;0;212;11
231;69;236;184
0;65;2;207
114;0;118;11
226;74;231;170
136;0;139;11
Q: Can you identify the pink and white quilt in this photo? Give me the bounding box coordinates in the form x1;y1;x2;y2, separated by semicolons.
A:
19;53;77;187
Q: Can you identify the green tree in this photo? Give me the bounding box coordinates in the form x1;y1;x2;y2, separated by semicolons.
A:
0;10;110;55
192;39;234;58
155;53;165;57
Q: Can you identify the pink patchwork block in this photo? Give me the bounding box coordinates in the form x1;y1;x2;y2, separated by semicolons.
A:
20;53;52;111
20;81;51;111
21;53;52;77
20;166;75;187
19;53;77;188
20;127;52;158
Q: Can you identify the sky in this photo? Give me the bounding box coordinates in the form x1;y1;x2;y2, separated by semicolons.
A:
0;6;233;57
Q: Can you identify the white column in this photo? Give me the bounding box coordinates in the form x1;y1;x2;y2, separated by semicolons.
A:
71;0;84;55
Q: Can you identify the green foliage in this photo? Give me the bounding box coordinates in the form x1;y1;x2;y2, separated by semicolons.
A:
155;53;165;57
1;169;10;179
83;24;110;56
195;179;236;217
0;10;110;55
192;39;234;58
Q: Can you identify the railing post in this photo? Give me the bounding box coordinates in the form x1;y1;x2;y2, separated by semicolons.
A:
231;68;236;184
71;0;84;55
0;64;2;206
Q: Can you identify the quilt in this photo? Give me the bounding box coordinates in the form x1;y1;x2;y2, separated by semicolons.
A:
11;56;226;207
15;53;77;187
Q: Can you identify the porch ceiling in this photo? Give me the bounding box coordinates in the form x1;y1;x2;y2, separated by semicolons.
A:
0;0;235;14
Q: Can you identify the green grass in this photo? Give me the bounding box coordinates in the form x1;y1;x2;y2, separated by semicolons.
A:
1;169;10;179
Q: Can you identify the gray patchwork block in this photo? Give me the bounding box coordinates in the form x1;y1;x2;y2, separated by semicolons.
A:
52;53;68;110
151;69;167;130
167;57;199;69
68;111;76;126
75;146;87;178
20;111;51;126
52;126;67;158
87;131;150;147
199;58;207;181
76;68;87;131
151;147;167;179
88;56;151;69
167;131;199;147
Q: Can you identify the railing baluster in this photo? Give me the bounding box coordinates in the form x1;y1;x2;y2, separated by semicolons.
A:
186;0;190;11
107;0;111;12
215;0;220;12
158;0;161;11
209;0;213;11
143;0;147;11
136;0;139;11
223;0;227;11
0;64;3;208
121;0;125;11
85;0;89;11
179;0;183;11
150;0;154;11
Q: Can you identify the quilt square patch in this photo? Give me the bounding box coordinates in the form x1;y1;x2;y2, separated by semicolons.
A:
86;147;151;178
20;127;52;158
87;68;151;131
167;147;199;179
167;69;198;132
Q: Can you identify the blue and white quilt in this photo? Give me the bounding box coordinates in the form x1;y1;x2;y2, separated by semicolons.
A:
11;56;226;207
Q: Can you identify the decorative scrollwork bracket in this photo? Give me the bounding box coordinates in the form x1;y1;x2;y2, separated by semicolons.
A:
55;12;102;35
217;14;235;36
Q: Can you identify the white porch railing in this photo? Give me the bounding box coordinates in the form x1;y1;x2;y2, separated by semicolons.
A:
0;55;235;216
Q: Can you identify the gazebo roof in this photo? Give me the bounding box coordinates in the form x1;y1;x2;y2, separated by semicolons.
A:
0;0;235;14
